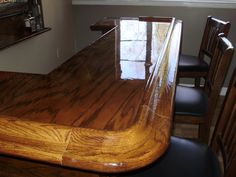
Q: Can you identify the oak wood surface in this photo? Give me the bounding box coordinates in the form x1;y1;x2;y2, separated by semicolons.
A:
0;17;182;173
0;155;99;177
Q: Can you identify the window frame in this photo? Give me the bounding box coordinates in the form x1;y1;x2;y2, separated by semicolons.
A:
72;0;236;9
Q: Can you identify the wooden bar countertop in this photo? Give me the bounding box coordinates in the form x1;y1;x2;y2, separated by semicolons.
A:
0;17;182;173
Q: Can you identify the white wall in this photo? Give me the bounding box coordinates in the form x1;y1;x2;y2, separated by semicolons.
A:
0;0;76;74
73;5;236;86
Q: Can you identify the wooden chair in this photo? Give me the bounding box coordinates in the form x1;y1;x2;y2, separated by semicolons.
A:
178;16;231;87
174;33;234;143
116;68;236;177
211;68;236;177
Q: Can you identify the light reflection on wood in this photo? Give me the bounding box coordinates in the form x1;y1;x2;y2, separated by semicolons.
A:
0;17;182;173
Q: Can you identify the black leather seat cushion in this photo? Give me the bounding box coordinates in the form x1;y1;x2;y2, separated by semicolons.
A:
120;137;221;177
178;54;209;72
175;85;208;117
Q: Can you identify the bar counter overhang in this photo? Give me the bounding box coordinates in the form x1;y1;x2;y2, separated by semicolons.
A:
0;17;182;173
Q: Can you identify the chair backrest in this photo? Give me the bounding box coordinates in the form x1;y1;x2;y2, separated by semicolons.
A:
205;33;234;94
210;68;236;177
204;34;234;140
199;16;230;59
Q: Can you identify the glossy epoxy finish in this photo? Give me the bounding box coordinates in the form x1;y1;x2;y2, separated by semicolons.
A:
0;17;182;173
0;18;170;130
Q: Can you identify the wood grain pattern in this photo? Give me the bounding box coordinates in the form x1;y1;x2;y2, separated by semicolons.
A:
90;17;117;34
0;116;71;164
0;155;99;177
0;17;182;173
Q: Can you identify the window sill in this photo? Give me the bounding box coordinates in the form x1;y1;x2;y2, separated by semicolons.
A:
72;0;236;9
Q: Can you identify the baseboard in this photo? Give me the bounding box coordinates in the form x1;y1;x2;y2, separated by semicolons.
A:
178;84;227;96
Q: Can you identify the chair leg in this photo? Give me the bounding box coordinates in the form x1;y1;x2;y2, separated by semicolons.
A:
176;77;180;84
199;123;210;144
195;77;201;87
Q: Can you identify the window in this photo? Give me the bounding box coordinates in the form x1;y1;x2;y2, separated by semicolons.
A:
117;19;170;80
